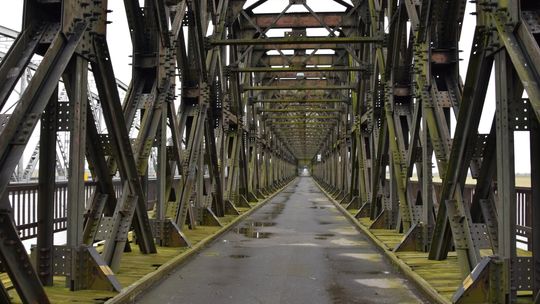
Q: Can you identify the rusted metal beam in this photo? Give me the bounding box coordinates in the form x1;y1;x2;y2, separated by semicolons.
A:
260;108;340;112
244;85;355;91
247;79;353;89
244;13;353;29
257;99;347;103
262;55;339;66
270;121;336;125
211;36;381;46
266;115;338;119
281;137;329;140
275;134;329;137
271;126;330;129
259;72;343;79
232;66;365;72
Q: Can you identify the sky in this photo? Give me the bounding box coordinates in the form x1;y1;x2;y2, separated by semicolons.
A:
0;1;531;174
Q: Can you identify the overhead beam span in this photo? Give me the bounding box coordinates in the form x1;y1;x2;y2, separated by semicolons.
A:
244;85;355;91
262;55;339;66
211;36;381;46
256;99;348;103
243;13;354;29
232;66;366;72
270;121;336;125
260;109;341;112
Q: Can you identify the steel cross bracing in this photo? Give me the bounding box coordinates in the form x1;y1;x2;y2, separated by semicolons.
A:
0;31;130;182
311;0;540;303
0;0;539;303
0;0;297;302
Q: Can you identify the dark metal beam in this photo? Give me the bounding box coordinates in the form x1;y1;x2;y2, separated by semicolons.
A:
270;121;336;125
232;66;365;72
36;88;58;286
244;85;355;91
257;99;348;103
260;109;341;112
212;36;381;46
266;115;338;119
243;13;353;29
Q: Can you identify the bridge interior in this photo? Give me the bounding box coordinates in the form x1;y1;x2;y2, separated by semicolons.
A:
136;177;425;304
0;0;539;303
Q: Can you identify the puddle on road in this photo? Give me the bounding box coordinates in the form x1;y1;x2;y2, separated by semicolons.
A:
326;283;347;304
318;221;333;225
251;221;276;227
235;220;275;238
257;203;286;220
310;206;327;209
316;233;335;237
364;270;390;275
229;254;250;259
235;227;273;238
314;233;335;240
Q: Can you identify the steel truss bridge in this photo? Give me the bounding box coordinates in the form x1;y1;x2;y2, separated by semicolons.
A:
0;0;538;303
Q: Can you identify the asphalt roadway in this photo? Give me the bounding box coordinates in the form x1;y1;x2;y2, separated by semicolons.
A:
137;177;425;304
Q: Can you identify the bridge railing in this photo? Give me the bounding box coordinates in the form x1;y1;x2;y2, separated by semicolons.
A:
9;179;532;250
8;179;160;240
408;181;531;250
515;187;532;250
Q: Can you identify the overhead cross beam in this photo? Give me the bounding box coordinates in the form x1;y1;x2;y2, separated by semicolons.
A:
231;66;366;72
244;85;355;91
256;99;348;103
260;108;341;112
211;36;382;46
243;13;354;29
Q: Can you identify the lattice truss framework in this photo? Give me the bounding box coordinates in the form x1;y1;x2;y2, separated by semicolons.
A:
312;0;540;303
0;0;539;303
0;0;298;302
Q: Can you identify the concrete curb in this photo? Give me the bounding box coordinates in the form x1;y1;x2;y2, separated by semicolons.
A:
106;178;297;304
313;180;451;304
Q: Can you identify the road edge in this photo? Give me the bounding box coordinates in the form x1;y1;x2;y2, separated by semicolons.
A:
106;178;298;304
313;179;451;304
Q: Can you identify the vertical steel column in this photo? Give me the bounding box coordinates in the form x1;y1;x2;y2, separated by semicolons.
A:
65;56;89;289
421;116;433;250
157;103;167;221
205;118;225;216
495;50;518;301
36;88;59;286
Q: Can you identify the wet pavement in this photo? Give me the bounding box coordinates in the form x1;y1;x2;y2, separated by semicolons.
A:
136;177;425;304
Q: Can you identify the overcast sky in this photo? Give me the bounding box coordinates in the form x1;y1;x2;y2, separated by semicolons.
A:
0;1;531;174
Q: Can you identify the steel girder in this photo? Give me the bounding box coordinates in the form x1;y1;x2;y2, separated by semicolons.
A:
310;0;540;302
1;0;539;302
0;0;296;302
